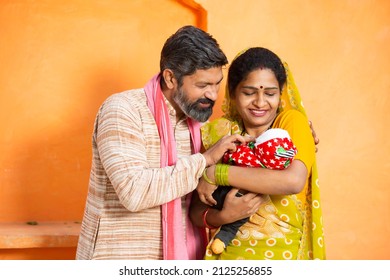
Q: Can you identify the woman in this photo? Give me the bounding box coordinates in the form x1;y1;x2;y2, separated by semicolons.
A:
190;47;325;260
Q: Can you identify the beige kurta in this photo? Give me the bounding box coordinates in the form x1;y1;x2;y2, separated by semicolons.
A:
76;89;206;259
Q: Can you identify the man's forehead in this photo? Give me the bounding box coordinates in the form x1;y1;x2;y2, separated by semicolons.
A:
186;67;223;83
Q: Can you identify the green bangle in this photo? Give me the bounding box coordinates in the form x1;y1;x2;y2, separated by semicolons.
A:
215;164;230;186
202;168;216;185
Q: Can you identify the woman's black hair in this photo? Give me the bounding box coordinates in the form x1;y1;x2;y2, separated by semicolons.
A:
227;47;286;97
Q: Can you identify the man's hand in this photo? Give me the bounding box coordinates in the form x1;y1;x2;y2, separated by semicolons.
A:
202;134;254;166
309;121;320;152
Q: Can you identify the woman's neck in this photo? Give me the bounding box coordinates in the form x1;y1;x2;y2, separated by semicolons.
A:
243;119;275;138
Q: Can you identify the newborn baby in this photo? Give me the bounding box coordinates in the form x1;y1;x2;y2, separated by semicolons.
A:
210;128;297;254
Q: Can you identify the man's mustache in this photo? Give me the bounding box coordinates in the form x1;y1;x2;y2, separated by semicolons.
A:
196;98;215;107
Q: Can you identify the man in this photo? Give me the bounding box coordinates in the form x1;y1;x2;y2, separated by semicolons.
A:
76;25;257;260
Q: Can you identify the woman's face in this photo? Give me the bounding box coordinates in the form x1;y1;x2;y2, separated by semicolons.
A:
233;68;281;137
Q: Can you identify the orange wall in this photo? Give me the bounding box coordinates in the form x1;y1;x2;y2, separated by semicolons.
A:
1;0;389;260
0;0;202;259
0;0;200;222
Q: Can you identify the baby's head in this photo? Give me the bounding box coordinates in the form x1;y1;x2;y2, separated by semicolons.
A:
255;128;297;170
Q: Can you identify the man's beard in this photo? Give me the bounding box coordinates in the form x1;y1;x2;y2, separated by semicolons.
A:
173;88;215;122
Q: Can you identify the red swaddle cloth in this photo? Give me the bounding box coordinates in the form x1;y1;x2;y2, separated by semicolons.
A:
223;128;297;170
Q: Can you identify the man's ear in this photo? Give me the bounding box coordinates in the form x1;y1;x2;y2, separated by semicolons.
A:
162;69;176;89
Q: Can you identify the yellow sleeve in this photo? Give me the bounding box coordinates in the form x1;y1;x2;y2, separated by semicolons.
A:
272;109;315;172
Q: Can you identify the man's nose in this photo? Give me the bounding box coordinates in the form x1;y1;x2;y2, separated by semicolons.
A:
204;85;219;101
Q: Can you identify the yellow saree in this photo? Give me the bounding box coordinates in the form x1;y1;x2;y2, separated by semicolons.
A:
201;61;326;260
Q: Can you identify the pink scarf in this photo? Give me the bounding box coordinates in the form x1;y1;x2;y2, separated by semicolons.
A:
144;74;206;260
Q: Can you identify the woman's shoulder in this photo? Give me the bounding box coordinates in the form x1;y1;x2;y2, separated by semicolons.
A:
278;108;307;120
274;109;308;128
201;117;232;132
201;117;240;150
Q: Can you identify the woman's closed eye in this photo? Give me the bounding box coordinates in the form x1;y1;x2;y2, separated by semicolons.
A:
265;91;277;97
242;91;256;96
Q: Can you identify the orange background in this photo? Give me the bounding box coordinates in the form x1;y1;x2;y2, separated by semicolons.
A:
0;0;389;260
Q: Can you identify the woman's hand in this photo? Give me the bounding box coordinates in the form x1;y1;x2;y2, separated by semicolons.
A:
309;120;320;152
219;188;264;224
202;134;254;166
190;187;264;228
196;167;218;206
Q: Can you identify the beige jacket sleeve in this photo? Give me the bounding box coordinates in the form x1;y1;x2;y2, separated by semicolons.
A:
94;92;206;212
